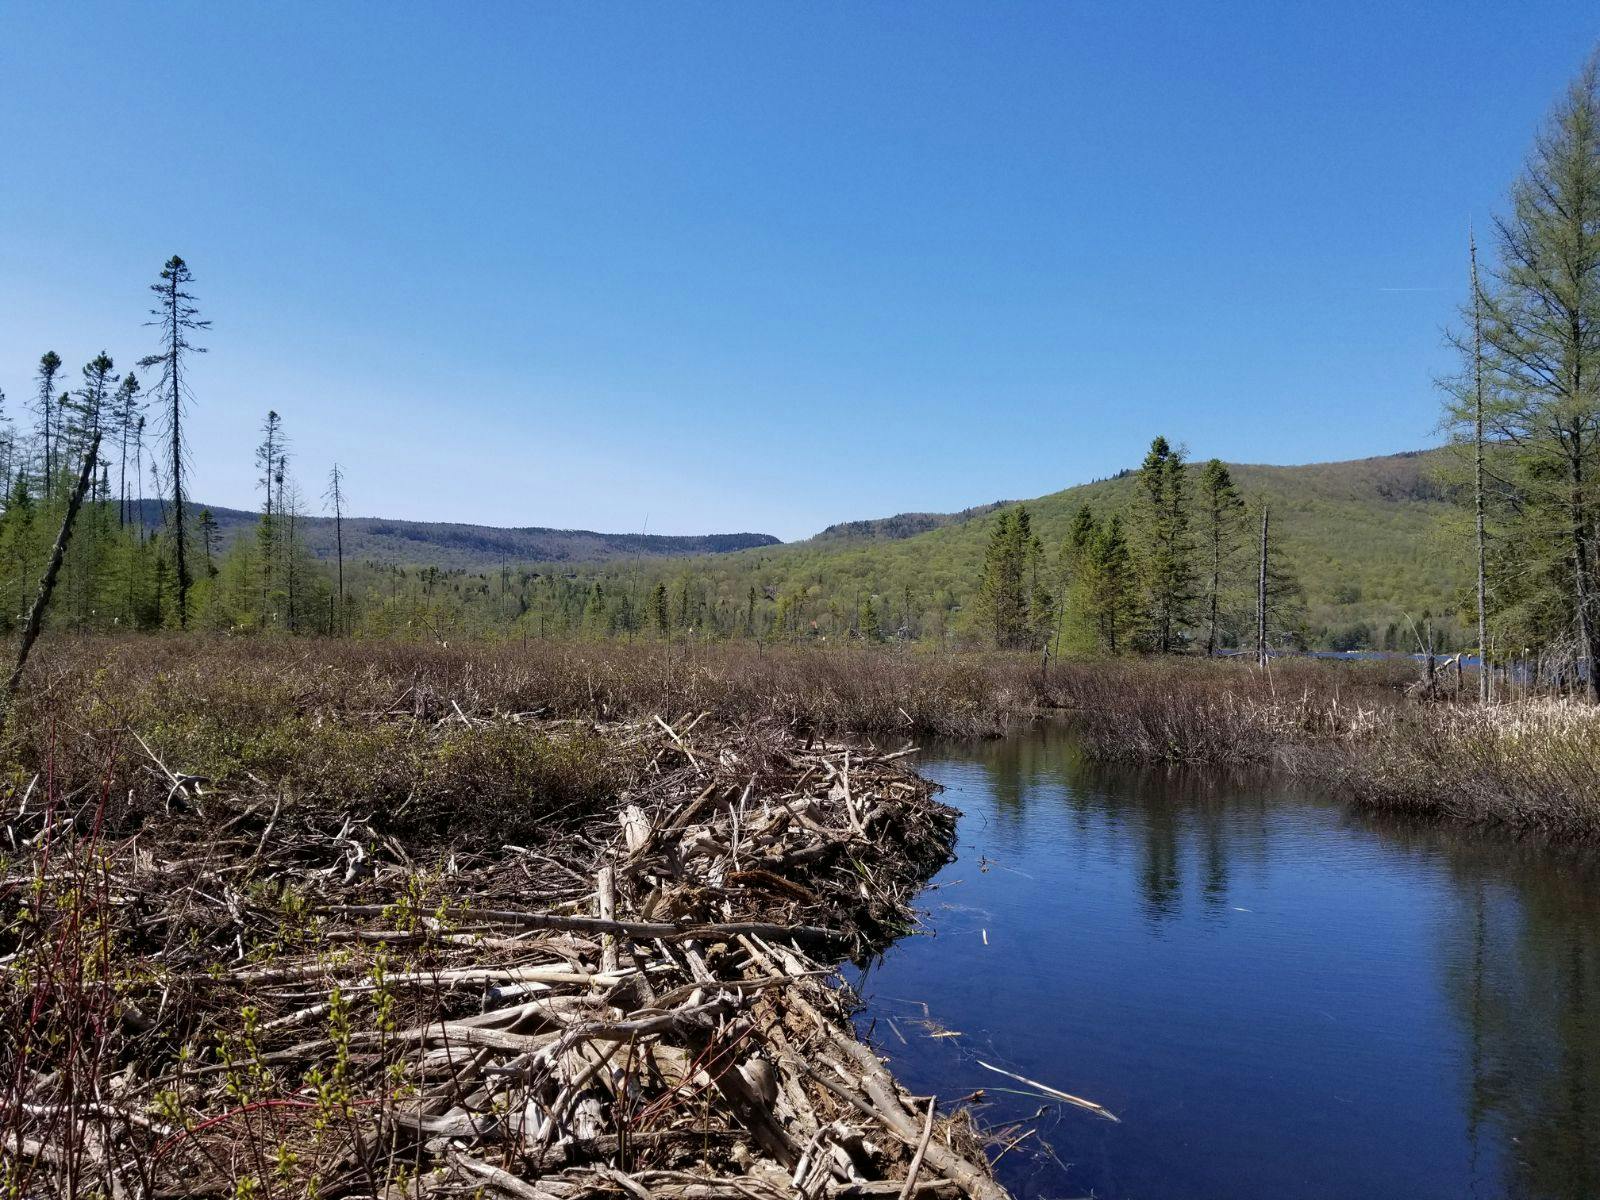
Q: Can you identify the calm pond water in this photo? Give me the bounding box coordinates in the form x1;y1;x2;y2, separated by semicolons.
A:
851;724;1600;1200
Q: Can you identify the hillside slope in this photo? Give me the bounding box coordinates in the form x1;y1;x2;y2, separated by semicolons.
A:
131;501;780;570
593;448;1470;649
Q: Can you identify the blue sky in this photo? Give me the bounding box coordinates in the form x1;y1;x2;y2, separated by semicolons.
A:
2;3;1595;540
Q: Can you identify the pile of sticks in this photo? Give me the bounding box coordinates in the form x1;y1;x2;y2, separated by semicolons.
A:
1;714;1004;1200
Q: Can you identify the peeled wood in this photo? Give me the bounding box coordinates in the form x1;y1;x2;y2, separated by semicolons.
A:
4;714;996;1200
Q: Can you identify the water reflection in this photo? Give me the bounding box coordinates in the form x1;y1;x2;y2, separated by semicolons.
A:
857;724;1600;1200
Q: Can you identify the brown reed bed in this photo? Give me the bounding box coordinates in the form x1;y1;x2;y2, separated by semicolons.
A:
11;635;1592;842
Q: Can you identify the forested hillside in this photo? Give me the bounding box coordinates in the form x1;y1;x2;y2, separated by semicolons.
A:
126;501;779;569
181;446;1464;649
545;446;1465;651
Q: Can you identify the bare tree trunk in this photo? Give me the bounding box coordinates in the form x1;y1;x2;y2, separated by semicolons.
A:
167;277;190;628
1471;232;1491;703
1256;504;1269;669
334;502;344;633
5;432;101;708
1569;456;1600;702
1207;513;1221;657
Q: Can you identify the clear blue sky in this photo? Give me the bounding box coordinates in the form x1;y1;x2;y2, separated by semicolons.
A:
2;3;1595;540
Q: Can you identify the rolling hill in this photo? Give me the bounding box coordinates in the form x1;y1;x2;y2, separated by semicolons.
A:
128;501;780;570
570;447;1471;650
163;447;1471;648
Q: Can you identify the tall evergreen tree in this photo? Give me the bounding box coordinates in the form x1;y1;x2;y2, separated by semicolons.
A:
1472;57;1600;695
1088;513;1139;653
198;507;220;577
649;580;670;638
1136;436;1196;652
1198;458;1246;655
974;507;1038;649
254;411;283;625
110;373;142;527
33;352;61;484
1253;500;1305;664
139;255;209;627
62;352;117;461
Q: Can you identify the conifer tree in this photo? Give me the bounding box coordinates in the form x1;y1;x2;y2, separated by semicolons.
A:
63;352;117;459
1055;504;1101;655
1470;56;1600;695
1253;500;1304;664
198;507;220;576
33;352;61;484
110;373;142;527
1136;436;1196;652
4;414;103;708
860;595;883;642
649;580;670;638
254;411;283;625
133;415;147;538
139;255;209;627
973;506;1046;649
1198;458;1245;655
1088;513;1138;653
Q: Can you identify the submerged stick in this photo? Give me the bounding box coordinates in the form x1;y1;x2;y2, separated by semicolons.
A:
974;1060;1119;1122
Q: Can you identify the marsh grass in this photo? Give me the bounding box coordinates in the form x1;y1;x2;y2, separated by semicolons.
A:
1346;699;1600;839
2;638;1029;829
9;635;1599;840
1036;655;1407;766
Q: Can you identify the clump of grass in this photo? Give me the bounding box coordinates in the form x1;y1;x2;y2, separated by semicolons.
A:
1343;699;1600;838
1037;656;1406;767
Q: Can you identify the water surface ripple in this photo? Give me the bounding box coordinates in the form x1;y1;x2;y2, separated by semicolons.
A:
852;725;1600;1200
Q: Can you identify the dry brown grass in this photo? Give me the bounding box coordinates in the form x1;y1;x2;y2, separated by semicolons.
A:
1036;655;1410;767
3;637;1034;827
10;635;1597;841
1344;698;1600;838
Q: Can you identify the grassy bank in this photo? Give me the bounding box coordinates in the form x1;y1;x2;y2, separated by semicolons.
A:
5;638;1039;817
9;634;1597;844
1039;655;1600;840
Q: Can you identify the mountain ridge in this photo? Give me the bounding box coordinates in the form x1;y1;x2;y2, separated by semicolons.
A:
128;501;781;570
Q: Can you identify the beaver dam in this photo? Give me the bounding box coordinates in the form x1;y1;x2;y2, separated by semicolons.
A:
1;710;1007;1200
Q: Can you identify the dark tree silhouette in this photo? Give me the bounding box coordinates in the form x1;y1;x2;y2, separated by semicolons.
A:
139;256;209;626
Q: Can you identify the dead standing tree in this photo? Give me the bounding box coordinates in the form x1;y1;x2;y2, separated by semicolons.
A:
5;353;108;708
1256;505;1269;668
325;462;347;633
139;255;209;627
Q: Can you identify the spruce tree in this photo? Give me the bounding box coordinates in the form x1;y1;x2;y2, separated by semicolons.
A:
198;507;220;576
650;580;670;638
110;373;142;527
1088;514;1138;653
861;595;883;642
1136;436;1197;652
254;411;283;626
33;352;61;485
63;352;117;460
973;506;1045;649
139;255;209;627
1198;458;1245;654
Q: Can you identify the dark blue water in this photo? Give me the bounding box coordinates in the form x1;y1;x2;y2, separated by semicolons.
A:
853;726;1600;1200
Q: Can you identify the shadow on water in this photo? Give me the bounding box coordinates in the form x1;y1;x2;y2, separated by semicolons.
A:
851;722;1600;1200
